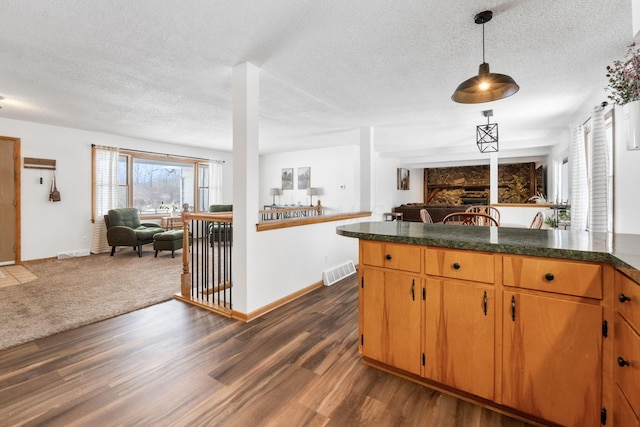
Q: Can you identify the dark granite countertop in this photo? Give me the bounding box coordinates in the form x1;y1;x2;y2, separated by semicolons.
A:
336;222;640;277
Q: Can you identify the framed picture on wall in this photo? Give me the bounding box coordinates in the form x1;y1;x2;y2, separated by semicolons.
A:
397;168;410;190
297;167;310;190
281;168;294;190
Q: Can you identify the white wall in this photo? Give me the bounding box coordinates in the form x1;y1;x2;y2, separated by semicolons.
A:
1;117;232;261
373;156;423;220
248;216;361;313
613;104;640;234
259;145;360;214
499;205;554;229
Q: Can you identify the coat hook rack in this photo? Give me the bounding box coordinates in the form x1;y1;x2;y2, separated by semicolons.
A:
23;157;56;170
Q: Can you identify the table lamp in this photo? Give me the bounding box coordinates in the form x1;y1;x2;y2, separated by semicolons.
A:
269;188;281;205
307;187;319;206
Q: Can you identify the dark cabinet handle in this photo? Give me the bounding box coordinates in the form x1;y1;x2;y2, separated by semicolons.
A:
545;273;554;281
482;291;487;316
385;254;392;260
411;280;415;301
618;357;630;367
619;293;631;303
511;295;516;321
453;262;461;270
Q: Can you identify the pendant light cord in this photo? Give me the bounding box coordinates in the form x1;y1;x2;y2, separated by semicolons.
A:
482;23;486;63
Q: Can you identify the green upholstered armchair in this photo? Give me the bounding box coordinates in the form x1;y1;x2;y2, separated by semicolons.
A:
104;208;164;257
208;204;232;245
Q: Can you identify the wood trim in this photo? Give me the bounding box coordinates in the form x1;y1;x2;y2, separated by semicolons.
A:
1;136;21;264
91;145;96;223
239;280;324;322
256;211;371;231
173;293;233;318
14;138;21;264
492;203;555;208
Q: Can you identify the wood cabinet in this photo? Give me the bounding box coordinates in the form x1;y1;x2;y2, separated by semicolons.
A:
502;255;604;426
614;270;640;426
502;291;602;426
358;240;616;426
424;248;495;400
428;278;495;400
360;242;422;376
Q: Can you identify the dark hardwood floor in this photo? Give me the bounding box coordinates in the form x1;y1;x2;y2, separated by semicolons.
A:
0;275;533;426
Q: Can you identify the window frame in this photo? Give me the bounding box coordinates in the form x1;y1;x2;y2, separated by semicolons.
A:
118;150;211;216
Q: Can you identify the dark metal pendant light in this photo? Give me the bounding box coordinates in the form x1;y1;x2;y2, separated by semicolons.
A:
452;10;519;104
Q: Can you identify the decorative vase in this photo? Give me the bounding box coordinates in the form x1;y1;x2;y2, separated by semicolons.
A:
622;99;640;150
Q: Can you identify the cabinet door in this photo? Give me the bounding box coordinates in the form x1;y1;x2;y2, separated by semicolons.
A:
613;384;640;427
502;292;602;427
361;268;421;375
614;312;640;418
423;278;441;381
439;280;495;400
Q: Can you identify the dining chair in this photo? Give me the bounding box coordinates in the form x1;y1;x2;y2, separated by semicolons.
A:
442;212;499;226
465;205;501;225
529;211;545;229
419;208;433;224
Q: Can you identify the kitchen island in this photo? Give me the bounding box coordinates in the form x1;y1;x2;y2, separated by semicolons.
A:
336;222;640;427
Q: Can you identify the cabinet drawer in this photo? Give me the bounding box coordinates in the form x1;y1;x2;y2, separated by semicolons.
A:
616;270;640;332
425;248;494;284
615;313;640;419
503;256;602;299
361;241;421;273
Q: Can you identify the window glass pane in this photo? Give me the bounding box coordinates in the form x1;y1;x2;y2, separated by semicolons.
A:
132;158;194;214
118;155;128;185
118;187;128;208
199;188;209;211
199;164;209;187
560;158;569;203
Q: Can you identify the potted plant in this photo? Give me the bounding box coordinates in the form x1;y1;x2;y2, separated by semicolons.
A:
606;42;640;105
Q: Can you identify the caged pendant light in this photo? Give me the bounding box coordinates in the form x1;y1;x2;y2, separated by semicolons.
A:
452;10;519;104
477;109;499;153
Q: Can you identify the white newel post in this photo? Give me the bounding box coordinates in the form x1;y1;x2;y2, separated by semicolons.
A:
623;100;640;151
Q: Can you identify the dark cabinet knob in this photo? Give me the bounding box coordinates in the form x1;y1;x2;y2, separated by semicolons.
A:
618;356;630;367
545;273;554;281
385;254;392;260
453;262;460;270
619;293;631;303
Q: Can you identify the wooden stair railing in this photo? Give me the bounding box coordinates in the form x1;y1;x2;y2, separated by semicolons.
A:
175;211;234;318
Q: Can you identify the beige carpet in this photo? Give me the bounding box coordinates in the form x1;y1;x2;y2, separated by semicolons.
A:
0;248;183;351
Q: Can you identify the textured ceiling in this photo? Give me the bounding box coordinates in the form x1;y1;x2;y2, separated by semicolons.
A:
0;0;632;166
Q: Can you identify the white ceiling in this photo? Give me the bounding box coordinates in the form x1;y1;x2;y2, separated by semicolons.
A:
0;0;632;167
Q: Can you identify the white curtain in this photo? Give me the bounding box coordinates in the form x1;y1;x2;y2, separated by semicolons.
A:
588;105;610;233
209;160;223;205
570;125;588;231
91;145;119;253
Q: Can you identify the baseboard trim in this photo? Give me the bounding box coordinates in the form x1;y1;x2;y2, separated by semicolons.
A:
232;280;324;322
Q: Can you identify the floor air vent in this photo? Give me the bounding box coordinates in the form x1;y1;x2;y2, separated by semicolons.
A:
322;260;356;286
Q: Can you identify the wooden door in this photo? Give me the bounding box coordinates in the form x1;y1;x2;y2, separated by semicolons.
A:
361;268;422;375
0;137;19;264
439;280;495;400
502;291;602;426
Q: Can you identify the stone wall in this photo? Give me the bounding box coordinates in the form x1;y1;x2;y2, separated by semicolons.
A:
425;163;536;204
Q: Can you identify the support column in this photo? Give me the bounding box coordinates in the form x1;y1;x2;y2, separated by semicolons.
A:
489;152;498;205
360;126;374;212
232;62;260;314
